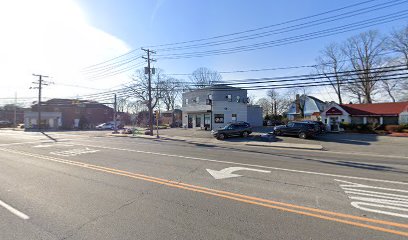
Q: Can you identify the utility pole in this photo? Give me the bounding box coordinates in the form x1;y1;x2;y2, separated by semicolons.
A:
31;74;49;131
113;93;118;133
141;48;156;136
13;92;17;128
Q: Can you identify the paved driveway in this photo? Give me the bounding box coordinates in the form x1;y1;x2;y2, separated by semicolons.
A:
158;127;408;157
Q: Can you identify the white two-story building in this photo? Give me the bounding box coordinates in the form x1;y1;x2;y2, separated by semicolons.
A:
181;85;263;130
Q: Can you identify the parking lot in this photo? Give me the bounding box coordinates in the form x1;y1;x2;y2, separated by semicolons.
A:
157;127;408;157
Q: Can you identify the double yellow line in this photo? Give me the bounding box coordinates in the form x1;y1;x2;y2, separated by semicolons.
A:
1;147;407;237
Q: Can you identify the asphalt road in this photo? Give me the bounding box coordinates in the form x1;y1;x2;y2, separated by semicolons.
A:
0;130;407;239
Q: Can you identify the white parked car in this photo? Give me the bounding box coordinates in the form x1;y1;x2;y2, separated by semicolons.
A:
95;123;114;130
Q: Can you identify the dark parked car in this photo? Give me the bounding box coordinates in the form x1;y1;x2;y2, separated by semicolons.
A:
301;120;326;133
273;121;319;139
211;122;252;140
0;120;12;128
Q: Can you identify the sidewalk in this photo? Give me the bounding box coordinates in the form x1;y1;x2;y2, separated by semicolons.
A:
110;127;408;157
110;132;324;151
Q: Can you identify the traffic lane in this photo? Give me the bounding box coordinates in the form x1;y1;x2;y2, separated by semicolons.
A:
66;183;405;240
7;130;408;168
0;211;57;240
0;150;163;239
0;150;404;239
3;142;408;226
65;136;408;183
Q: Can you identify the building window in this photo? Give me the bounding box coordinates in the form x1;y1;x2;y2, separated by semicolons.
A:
236;96;240;103
341;119;345;122
185;99;188;105
232;113;237;121
214;114;224;123
227;95;232;102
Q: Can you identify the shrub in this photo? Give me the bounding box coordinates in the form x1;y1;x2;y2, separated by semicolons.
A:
384;124;408;133
340;123;376;133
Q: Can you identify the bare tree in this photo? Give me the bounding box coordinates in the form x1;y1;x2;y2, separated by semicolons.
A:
128;68;166;113
389;25;408;67
343;30;387;103
162;77;183;111
388;25;408;101
116;97;128;112
256;98;271;117
189;67;222;88
126;100;145;114
266;89;280;116
316;43;347;104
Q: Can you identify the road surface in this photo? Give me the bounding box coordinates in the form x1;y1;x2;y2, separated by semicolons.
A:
0;130;407;239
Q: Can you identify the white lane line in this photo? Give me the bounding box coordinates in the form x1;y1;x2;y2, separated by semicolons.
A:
0;141;55;146
335;179;408;193
0;199;30;220
324;150;408;160
336;179;408;219
68;142;408;185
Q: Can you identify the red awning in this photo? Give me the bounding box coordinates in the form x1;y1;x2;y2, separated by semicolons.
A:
325;107;343;115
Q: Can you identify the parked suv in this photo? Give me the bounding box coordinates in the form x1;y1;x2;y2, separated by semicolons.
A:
273;121;319;139
301;120;326;133
211;122;252;140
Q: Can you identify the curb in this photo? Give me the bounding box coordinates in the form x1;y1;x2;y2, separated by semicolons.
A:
244;142;324;151
108;133;324;151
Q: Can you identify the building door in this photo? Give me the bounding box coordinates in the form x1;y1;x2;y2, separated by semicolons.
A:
188;115;193;128
196;115;201;128
204;114;211;130
329;117;339;132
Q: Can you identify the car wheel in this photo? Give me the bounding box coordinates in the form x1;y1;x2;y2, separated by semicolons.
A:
217;133;226;140
274;130;282;136
242;131;249;138
299;132;307;139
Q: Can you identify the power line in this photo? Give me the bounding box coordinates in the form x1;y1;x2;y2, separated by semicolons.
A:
154;0;406;52
79;0;389;71
81;51;141;71
166;50;398;76
156;11;408;59
84;61;146;81
81;55;143;74
143;0;379;48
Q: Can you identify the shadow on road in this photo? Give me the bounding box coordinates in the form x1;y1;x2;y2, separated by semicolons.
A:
41;132;58;142
315;133;378;146
160;137;407;174
316;160;408;174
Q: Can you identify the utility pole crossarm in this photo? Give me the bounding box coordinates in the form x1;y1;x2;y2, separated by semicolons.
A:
31;74;49;131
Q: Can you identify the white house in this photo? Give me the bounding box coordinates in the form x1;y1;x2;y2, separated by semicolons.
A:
287;95;328;121
181;85;263;130
321;101;408;132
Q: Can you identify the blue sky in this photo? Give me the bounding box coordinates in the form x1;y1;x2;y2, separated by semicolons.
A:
74;0;408;101
1;0;407;105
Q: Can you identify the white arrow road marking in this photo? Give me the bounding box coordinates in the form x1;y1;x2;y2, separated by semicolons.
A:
0;199;29;220
50;148;99;157
68;142;408;185
336;179;408;219
206;167;271;179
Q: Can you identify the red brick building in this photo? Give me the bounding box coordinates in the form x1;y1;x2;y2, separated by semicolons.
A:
28;99;114;130
0;108;26;124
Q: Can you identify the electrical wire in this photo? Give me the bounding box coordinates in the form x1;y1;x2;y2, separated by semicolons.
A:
143;0;379;48
156;11;408;59
154;0;406;52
